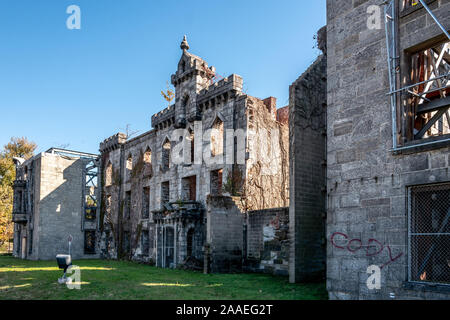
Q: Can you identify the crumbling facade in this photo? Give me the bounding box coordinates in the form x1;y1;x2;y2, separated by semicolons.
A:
98;37;289;273
326;0;450;299
11;148;100;260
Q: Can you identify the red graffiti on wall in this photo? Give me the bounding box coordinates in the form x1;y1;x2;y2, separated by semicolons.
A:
330;232;403;269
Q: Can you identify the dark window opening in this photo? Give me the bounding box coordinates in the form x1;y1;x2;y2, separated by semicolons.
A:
28;230;33;255
162;139;171;171
161;181;170;206
186;228;194;257
125;191;131;220
84;230;96;254
210;169;223;195
141;232;149;256
142;187;150;219
182;176;196;201
123;231;130;254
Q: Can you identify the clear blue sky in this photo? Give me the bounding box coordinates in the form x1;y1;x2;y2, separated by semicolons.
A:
0;0;326;155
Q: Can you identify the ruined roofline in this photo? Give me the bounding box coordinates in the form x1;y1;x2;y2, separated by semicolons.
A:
45;148;99;159
123;129;156;148
290;53;326;88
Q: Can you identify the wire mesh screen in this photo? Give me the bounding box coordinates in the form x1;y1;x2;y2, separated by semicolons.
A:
409;183;450;284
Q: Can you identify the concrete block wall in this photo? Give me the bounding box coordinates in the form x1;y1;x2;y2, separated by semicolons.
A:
36;153;99;260
289;51;327;283
206;196;244;273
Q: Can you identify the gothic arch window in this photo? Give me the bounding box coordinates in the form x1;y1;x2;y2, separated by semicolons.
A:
211;117;224;157
144;147;153;177
126;154;133;180
105;161;113;187
144;147;152;164
162;138;171;171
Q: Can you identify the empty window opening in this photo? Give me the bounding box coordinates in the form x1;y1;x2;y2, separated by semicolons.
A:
211;118;224;157
210;169;223;196
182;176;197;201
408;183;450;285
105;162;113;186
126;154;133;180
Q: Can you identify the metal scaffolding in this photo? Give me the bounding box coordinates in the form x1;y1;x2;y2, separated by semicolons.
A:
385;0;450;151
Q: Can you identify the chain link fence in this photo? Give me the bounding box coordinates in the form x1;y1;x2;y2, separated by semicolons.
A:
409;183;450;285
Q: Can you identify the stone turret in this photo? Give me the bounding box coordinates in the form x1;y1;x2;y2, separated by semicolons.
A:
171;36;216;127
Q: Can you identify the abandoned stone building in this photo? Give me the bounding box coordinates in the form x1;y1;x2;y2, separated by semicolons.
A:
98;37;290;273
326;0;450;299
11;148;100;260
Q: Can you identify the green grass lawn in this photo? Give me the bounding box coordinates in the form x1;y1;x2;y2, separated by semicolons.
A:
0;254;327;300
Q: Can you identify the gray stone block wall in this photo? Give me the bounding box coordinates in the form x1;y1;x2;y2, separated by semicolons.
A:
326;0;450;300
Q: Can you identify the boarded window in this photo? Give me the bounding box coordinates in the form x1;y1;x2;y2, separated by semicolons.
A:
408;183;450;285
210;169;223;195
84;230;96;254
142;187;150;219
404;41;450;142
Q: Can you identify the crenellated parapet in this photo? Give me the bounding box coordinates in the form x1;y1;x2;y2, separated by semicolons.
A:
151;104;175;130
197;74;243;109
99;133;127;153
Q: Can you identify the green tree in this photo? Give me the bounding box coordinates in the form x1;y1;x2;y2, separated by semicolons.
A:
0;137;37;249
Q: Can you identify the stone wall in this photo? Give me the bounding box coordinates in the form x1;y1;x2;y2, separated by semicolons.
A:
289;34;327;282
245;207;289;276
326;0;450;300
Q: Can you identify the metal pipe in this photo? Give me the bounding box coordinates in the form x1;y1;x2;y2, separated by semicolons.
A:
387;73;450;95
385;0;398;149
419;0;450;40
391;136;450;152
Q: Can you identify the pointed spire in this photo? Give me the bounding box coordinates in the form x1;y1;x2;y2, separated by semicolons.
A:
180;35;190;51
